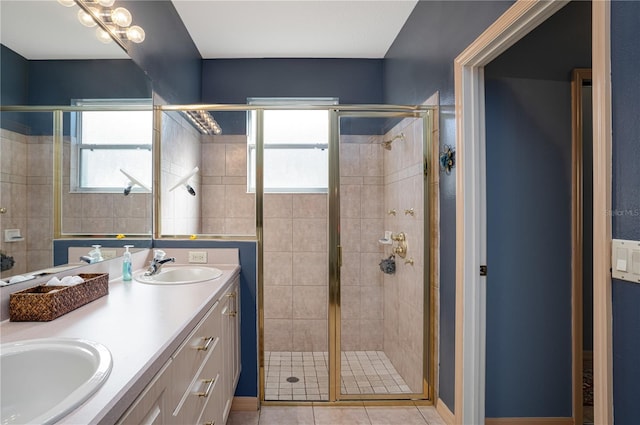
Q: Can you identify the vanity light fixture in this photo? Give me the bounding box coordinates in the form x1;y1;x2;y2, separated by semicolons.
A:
120;169;151;196
184;111;222;135
169;167;199;197
58;0;146;50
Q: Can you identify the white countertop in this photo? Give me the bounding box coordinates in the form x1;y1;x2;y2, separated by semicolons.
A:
0;263;241;424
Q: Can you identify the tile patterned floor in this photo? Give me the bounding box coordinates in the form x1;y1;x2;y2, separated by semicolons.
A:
227;405;447;425
265;351;413;401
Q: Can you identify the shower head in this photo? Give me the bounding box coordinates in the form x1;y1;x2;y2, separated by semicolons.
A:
380;132;405;150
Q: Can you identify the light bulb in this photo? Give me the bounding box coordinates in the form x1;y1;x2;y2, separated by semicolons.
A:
57;0;76;7
126;25;145;43
97;0;115;6
96;27;113;44
111;7;132;27
77;8;98;27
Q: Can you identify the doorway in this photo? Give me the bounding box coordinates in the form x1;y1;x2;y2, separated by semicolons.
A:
260;106;435;403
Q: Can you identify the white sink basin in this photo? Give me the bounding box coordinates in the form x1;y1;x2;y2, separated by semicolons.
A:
135;266;223;285
0;338;112;425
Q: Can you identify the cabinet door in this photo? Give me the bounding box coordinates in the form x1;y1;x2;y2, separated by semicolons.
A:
221;280;240;423
116;360;171;425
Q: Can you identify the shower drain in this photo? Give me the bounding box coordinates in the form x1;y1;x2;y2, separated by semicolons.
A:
286;376;300;383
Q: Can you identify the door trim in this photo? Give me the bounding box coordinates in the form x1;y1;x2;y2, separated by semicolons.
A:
453;1;613;424
571;67;591;425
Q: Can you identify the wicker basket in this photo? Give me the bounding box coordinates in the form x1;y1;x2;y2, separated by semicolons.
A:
9;273;109;322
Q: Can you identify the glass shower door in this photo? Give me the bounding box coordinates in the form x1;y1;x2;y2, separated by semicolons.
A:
332;112;430;400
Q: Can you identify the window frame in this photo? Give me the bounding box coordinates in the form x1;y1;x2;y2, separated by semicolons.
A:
71;98;153;194
246;97;337;194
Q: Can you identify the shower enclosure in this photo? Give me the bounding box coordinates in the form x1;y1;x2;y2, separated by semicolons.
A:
260;105;435;403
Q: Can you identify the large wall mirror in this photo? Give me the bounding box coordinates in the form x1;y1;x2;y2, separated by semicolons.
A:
0;0;152;280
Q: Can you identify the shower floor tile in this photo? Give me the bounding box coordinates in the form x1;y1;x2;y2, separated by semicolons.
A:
264;351;412;401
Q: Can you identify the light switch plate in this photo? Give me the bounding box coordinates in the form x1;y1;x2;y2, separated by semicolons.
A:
102;249;117;260
612;239;640;283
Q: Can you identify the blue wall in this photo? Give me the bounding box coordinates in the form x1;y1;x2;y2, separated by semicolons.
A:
383;1;514;409
153;240;258;398
610;1;640;423
483;1;590;418
0;45;29;133
120;0;201;104
0;44;151;135
201;58;384;134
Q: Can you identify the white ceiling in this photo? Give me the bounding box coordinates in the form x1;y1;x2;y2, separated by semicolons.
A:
0;0;417;60
171;0;418;59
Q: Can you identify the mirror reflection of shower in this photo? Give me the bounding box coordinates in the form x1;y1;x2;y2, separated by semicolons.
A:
169;166;199;196
120;168;151;196
380;132;405;150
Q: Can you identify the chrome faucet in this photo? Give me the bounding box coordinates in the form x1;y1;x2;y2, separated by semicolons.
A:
144;250;175;276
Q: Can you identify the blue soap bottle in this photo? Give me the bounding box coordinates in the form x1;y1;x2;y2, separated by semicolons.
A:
122;245;133;281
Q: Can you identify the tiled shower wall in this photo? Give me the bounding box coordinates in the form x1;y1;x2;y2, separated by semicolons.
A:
200;135;256;235
62;139;152;235
382;117;425;393
160;111;201;235
0;129;53;277
262;137;386;352
339;137;386;351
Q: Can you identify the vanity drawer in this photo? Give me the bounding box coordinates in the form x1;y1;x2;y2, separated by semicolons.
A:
168;300;222;400
169;337;223;424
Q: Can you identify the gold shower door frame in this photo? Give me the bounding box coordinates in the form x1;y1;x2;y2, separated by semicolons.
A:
328;109;434;403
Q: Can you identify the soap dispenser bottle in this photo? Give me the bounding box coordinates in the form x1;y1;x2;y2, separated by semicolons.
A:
89;245;104;263
122;245;133;281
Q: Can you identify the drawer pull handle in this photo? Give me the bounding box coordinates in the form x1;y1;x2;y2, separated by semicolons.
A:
226;311;237;317
226;292;236;298
196;336;215;351
203;422;215;425
196;378;215;398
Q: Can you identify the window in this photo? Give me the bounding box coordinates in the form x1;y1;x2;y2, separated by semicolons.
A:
247;98;336;193
72;99;152;193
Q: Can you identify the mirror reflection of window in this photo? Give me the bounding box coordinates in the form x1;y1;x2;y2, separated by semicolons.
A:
71;99;152;193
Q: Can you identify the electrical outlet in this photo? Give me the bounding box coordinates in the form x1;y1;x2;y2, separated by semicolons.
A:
188;251;208;264
102;249;117;260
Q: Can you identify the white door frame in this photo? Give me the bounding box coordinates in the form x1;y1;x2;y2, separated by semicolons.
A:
453;1;613;424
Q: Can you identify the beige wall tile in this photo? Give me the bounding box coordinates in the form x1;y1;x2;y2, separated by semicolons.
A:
293;286;327;319
361;184;384;219
200;184;226;218
340;185;361;218
225;184;255;218
264;319;293;352
292;194;327;218
292;252;327;286
225;144;247;177
263;218;292;252
292;218;326;252
293;319;327;351
264;252;293;286
340;285;360;320
201;143;225;176
339;143;361;177
264;194;293;218
360;319;383;350
360;286;383;320
264;285;293;319
201;217;225;234
340;319;360;351
340;218;361;253
225;218;256;236
340;252;361;286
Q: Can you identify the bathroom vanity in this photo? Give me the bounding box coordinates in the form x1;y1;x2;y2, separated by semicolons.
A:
0;251;241;425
